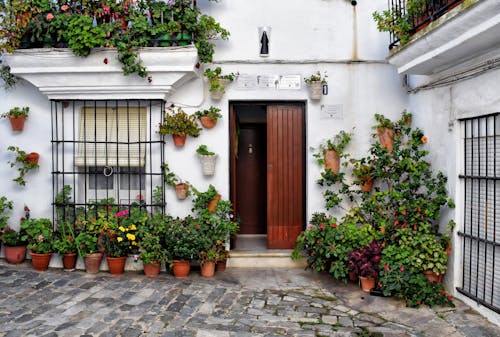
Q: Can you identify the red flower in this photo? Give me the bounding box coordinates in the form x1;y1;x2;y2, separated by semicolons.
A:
383;264;390;271
399;266;405;271
413;224;417;231
380;227;386;233
103;57;108;64
416;300;421;305
330;223;337;228
20;217;26;222
440;290;446;295
61;5;69;11
46;13;54;21
195;225;200;230
319;223;325;229
394;220;399;226
446;248;452;255
401;209;407;215
329;245;334;250
136;194;143;200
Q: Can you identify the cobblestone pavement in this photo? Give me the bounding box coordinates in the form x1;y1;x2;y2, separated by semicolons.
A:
0;261;499;337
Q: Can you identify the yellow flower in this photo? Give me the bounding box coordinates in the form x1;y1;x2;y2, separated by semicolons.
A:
119;226;126;232
130;224;137;230
117;237;123;242
132;241;137;246
126;233;136;241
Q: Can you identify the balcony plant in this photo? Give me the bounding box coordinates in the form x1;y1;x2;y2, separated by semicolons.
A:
203;67;237;100
195;106;222;129
0;0;229;80
20;216;54;271
196;144;217;176
158;106;201;147
2;106;29;131
7;146;39;186
313;130;352;174
304;71;327;100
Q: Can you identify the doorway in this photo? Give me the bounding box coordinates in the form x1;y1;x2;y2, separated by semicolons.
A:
230;102;305;249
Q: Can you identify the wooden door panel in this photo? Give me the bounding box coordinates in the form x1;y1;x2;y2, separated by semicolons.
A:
267;105;304;249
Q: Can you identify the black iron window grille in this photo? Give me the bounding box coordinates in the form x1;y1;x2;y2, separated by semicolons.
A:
51;100;166;223
458;113;500;314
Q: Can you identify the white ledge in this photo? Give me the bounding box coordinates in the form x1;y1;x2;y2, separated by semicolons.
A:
4;46;199;100
387;1;500;75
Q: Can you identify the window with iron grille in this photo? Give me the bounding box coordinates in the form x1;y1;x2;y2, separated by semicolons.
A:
458;113;500;314
51;100;166;222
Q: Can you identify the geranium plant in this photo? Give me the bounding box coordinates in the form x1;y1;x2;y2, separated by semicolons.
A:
20;216;54;254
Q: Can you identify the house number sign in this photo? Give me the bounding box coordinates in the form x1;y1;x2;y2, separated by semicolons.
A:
236;74;301;90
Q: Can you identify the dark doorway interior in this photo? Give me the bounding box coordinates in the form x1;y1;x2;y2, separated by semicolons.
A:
235;105;267;235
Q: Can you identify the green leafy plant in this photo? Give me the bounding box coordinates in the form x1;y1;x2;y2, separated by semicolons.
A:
313;130;353;166
196;144;215;156
7;146;39;186
203;67;237;93
304;71;327;85
157;106;201;137
164;216;206;261
138;231;165;265
0;226;28;246
53;221;77;255
194;106;222;121
2;106;29;118
20;216;54;254
162;163;191;198
198;248;217;266
0;196;13;232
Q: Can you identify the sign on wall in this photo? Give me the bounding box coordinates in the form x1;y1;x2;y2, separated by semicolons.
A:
236;74;301;90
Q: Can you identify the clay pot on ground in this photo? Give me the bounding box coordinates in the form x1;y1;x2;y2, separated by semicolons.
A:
4;245;27;264
200;262;216;278
84;252;103;274
172;260;190;278
106;256;127;275
359;276;376;292
144;261;161;277
216;260;227;272
62;253;77;271
30;251;52;271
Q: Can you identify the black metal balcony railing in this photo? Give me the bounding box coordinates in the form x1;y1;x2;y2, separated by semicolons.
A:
388;0;464;49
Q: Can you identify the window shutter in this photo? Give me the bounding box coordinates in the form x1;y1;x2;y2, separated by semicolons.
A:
75;107;147;167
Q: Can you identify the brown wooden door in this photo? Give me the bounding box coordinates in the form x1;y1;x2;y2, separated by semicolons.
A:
267;105;304;249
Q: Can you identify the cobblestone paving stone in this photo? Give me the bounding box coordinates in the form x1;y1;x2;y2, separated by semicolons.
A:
0;261;499;337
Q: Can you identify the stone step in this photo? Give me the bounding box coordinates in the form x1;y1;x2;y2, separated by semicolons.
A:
227;250;307;268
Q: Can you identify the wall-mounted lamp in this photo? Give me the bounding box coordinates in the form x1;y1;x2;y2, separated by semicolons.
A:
258;27;271;57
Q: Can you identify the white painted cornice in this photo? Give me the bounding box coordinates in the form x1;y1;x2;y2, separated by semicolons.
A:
387;0;500;75
4;46;199;100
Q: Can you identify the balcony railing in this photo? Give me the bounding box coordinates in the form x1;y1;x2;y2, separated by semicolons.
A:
388;0;465;49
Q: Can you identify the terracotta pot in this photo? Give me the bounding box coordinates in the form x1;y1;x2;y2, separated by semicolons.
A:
324;149;340;173
62;253;77;271
207;193;221;213
423;270;443;284
377;127;395;152
25;152;40;165
175;183;189;200
144;262;161;277
200;116;217;129
106;256;127;275
84;252;103;274
8;115;26;131
200;261;216;278
216;260;227;272
308;81;323;100
30;251;52;271
360;176;374;192
359;276;376;292
172;134;187;147
4;245;26;264
172;260;190;278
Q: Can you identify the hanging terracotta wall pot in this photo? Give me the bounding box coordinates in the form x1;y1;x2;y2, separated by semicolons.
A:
377;127;395;152
172;134;187;147
9;116;26;131
175;183;189;200
25;152;40;165
207;193;221;213
200;116;217;129
324;149;340;173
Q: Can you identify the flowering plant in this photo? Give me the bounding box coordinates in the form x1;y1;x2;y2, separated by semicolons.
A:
0;196;13;232
0;226;28;246
20;209;54;254
101;208;140;257
348;240;382;278
164;216;205;261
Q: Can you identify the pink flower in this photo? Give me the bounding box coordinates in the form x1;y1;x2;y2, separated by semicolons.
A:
61;5;69;11
115;209;129;217
329;245;334;250
399;266;405;271
37;234;44;242
136;194;143;200
46;13;54;21
383;264;390;271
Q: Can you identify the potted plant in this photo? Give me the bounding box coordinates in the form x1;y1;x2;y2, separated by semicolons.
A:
351;159;375;192
158;106;201;147
196;145;218;176
2;106;29;131
348;240;382;292
215;240;230;271
53;221;78;271
163;163;191;200
313;130;352;174
75;227;102;274
20;216;54;271
195;106;222;129
203;67;237;100
373;114;395;152
199;248;217;278
164;216;205;278
0;196;13;243
0;226;28;264
304;71;327;100
138;232;165;277
7;146;40;186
